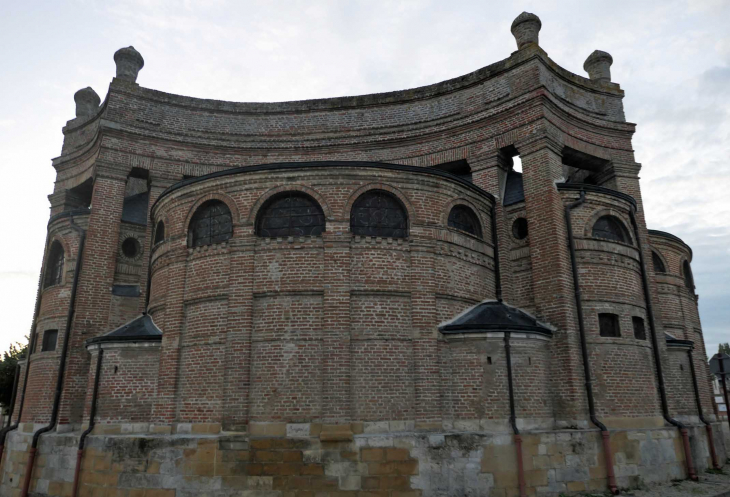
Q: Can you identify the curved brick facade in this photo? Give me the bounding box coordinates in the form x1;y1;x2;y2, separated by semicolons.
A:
2;14;724;497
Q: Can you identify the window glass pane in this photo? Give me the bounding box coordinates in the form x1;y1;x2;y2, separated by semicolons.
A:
598;313;620;337
42;330;58;352
683;261;694;290
257;193;325;237
652;252;665;273
592;216;627;243
44;242;65;288
448;205;483;238
189;200;233;247
154;221;165;244
632;317;646;340
350;191;407;238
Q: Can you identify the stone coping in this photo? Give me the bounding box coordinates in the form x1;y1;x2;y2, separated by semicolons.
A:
153;160;496;210
110;46;622;117
648;229;693;258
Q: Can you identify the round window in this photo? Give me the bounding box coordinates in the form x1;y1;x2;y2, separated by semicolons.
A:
512;218;528;240
122;237;141;258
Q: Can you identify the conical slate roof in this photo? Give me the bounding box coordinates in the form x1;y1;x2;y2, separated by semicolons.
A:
439;300;552;335
86;314;162;345
664;331;693;348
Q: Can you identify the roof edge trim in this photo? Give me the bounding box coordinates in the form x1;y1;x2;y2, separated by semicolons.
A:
153;161;495;214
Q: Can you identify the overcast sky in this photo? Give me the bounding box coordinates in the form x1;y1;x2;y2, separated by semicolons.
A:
1;0;728;359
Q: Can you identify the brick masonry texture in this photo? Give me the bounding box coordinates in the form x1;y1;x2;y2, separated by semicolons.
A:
2;13;724;497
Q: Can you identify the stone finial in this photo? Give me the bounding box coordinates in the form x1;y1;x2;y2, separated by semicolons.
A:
511;12;541;50
74;87;101;118
583;50;613;83
113;46;144;83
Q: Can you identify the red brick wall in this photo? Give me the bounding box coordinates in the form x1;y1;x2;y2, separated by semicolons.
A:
85;345;160;424
149;166;495;425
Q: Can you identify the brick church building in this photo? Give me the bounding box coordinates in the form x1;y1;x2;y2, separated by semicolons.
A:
1;12;724;497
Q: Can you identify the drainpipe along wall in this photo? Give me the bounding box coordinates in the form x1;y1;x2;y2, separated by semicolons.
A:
0;230;51;465
565;190;619;494
2;366;20;430
72;347;104;497
628;208;698;481
687;347;720;469
491;202;527;496
21;227;86;497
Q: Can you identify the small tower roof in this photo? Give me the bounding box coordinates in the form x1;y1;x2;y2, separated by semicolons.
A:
86;314;162;346
439;300;552;335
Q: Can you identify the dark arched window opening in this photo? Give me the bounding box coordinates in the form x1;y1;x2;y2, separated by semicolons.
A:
448;205;482;238
188;200;233;247
592;215;629;244
683;260;694;291
598;313;620;338
350;190;408;238
632;317;646;340
41;330;58;352
44;241;65;288
257;192;326;237
154;221;165;245
652;251;666;273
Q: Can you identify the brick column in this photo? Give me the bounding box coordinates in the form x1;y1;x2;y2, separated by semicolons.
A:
59;170;127;427
471;151;516;304
138;175;177;314
223;234;256;430
409;239;441;426
321;228;352;425
517;136;586;424
151;242;188;425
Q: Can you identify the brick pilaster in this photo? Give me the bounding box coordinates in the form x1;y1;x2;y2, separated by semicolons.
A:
322;228;352;423
409;239;441;423
223;234;256;430
59;170;127;426
517;136;586;424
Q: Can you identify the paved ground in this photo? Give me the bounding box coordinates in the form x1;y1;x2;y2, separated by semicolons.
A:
619;471;730;497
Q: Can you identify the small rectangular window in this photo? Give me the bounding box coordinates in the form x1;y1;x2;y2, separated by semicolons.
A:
598;313;620;338
632;317;646;340
41;330;58;352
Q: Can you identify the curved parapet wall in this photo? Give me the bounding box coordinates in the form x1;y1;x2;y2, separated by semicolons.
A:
149;161;496;427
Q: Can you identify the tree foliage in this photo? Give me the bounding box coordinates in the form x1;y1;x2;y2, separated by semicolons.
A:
720;343;730;355
0;341;28;409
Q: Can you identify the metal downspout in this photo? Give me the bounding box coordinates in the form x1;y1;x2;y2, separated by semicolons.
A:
3;366;20;430
492;201;526;495
565;190;619;494
687;347;720;469
72;348;104;497
628;207;697;481
21;227;86;497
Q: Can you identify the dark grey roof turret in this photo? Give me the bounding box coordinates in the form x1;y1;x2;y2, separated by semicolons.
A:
439;300;552;335
86;314;161;345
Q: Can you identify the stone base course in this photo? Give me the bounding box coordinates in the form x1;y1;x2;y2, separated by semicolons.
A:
1;422;725;497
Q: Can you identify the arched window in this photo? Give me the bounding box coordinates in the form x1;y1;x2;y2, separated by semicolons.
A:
652;251;666;273
683;260;694;290
350;190;408;238
257;192;326;237
44;241;65;288
448;205;483;238
592;215;629;243
188;200;233;247
154;220;165;244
